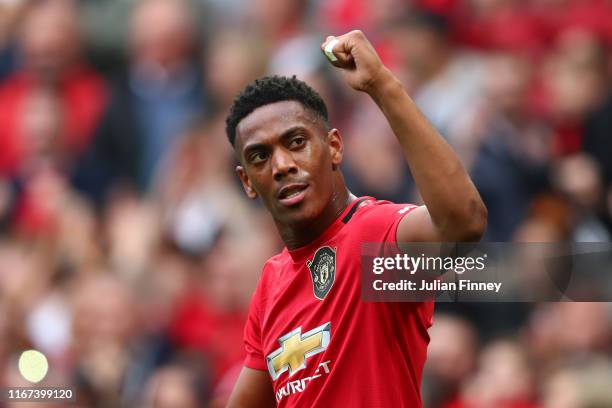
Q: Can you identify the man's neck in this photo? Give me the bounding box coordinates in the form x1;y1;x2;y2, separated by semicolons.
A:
278;187;355;250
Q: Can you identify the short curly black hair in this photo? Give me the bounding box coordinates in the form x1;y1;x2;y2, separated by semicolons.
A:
225;75;329;147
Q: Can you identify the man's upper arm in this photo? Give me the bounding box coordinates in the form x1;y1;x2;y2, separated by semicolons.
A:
396;205;445;242
226;367;275;408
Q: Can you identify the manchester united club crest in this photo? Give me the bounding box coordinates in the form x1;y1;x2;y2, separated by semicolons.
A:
307;246;336;300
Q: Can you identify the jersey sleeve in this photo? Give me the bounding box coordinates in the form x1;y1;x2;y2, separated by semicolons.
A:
243;278;268;371
357;200;420;244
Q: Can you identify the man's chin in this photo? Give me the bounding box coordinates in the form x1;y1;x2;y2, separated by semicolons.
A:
275;203;321;226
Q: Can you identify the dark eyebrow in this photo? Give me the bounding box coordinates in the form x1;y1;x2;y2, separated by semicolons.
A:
279;125;307;142
242;125;307;156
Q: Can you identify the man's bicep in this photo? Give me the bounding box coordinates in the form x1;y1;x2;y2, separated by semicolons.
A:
227;367;275;408
396;205;444;243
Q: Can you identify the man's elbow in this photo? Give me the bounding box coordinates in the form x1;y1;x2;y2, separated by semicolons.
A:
461;204;488;241
444;198;488;242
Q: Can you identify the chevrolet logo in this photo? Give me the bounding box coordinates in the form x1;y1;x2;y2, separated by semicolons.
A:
266;322;331;381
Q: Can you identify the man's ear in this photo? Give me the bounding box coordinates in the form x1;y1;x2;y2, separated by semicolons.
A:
327;128;344;169
236;166;258;199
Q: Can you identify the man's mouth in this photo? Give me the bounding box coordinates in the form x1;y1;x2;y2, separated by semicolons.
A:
277;183;309;206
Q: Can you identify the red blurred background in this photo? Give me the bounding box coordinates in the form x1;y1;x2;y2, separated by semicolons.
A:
1;0;611;407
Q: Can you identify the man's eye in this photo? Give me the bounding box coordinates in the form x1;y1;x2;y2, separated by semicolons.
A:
249;151;268;164
289;136;306;149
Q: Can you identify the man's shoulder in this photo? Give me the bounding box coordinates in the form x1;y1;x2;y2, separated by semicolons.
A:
258;249;291;281
262;250;289;270
344;197;420;244
350;197;419;223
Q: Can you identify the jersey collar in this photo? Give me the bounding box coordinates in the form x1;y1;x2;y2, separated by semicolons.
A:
286;196;372;263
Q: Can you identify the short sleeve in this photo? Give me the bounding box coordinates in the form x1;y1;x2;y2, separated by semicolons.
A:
356;201;420;244
243;282;268;371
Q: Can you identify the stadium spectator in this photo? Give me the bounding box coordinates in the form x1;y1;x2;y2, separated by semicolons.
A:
470;52;551;241
0;0;107;177
74;0;206;200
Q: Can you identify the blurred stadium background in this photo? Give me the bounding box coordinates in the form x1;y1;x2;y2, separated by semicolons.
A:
1;0;612;407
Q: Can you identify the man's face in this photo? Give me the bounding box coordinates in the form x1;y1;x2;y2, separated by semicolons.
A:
235;100;343;226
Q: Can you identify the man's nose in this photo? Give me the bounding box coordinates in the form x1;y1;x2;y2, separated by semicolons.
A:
272;148;298;181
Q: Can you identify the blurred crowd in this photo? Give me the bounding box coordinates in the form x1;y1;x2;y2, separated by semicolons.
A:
0;0;611;407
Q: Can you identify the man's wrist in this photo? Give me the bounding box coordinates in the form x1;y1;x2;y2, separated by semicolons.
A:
366;68;404;103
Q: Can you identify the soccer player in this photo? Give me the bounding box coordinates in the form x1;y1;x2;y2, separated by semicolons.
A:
225;30;487;407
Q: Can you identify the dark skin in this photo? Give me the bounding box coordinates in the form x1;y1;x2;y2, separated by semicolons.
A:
235;100;351;249
227;30;487;407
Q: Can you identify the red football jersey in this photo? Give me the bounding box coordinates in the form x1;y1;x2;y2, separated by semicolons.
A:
244;197;434;407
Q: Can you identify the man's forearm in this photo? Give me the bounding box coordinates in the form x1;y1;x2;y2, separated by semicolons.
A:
368;69;487;241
